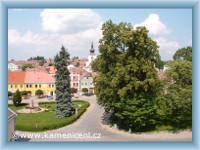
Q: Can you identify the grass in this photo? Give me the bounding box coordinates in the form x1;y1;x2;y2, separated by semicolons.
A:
8;100;90;132
8;103;28;112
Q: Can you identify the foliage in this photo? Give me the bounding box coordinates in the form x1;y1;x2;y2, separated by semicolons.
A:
70;88;77;93
9;100;89;132
94;20;161;131
12;89;22;106
39;60;46;66
173;46;192;62
54;45;75;118
82;88;88;93
21;63;34;71
49;63;53;66
155;60;165;70
35;89;43;97
27;56;45;61
8;91;12;97
91;56;101;72
75;62;80;67
21;91;28;96
155;60;192;128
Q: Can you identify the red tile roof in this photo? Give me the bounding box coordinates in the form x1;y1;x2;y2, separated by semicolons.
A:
8;72;26;83
24;72;55;83
8;72;55;83
33;65;48;73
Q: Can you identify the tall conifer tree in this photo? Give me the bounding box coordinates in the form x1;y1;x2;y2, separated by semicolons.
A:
54;46;74;118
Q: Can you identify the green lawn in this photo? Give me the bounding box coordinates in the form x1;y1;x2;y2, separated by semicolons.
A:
8;100;90;132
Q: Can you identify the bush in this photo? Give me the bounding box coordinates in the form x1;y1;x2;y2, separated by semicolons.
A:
8;91;12;97
70;88;77;93
21;91;28;96
12;89;22;106
35;89;43;97
82;88;88;92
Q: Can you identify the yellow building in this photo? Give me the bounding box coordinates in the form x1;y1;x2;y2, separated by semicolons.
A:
8;72;56;96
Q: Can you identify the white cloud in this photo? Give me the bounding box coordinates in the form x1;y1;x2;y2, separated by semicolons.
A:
154;37;180;60
8;25;103;60
134;14;170;35
40;9;102;34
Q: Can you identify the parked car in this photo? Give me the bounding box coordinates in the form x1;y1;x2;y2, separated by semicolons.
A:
74;94;79;98
47;96;53;100
85;93;93;96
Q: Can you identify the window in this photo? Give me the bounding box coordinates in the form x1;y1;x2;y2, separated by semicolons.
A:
90;83;92;85
26;84;29;88
85;82;87;85
73;83;75;86
10;85;13;88
73;76;75;79
35;84;38;88
20;85;23;88
87;77;89;79
39;84;41;88
76;83;78;86
15;85;17;88
49;84;51;88
30;84;32;88
52;84;54;88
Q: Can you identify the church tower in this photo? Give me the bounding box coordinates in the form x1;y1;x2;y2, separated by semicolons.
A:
86;41;97;67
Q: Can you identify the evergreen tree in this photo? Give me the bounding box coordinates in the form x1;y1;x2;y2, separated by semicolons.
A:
94;20;161;131
12;89;22;106
54;45;74;118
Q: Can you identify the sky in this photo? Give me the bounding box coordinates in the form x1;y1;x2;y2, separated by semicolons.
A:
8;9;192;61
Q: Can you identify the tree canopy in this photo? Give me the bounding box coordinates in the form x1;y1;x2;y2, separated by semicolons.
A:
35;89;43;97
94;20;161;131
21;63;34;71
173;46;192;62
28;56;45;61
54;45;74;118
155;60;192;127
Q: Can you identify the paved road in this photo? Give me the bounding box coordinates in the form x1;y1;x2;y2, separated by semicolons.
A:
10;96;192;142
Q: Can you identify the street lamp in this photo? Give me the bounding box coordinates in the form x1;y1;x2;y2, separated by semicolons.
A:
45;100;46;108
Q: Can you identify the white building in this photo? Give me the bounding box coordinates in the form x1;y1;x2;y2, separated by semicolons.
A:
8;63;19;71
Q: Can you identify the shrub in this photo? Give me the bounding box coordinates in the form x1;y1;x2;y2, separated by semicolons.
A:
8;91;12;97
21;91;28;96
82;88;88;92
12;89;22;106
70;88;77;93
35;89;43;97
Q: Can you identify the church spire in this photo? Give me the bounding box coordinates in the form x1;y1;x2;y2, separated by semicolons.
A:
90;41;95;54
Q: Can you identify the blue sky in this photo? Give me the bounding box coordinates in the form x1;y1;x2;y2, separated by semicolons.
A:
8;9;192;61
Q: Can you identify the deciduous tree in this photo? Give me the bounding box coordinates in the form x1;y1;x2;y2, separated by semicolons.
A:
173;46;192;62
94;20;161;131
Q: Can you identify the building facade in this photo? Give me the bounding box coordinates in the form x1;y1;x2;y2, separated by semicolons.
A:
8;72;56;96
80;72;95;93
